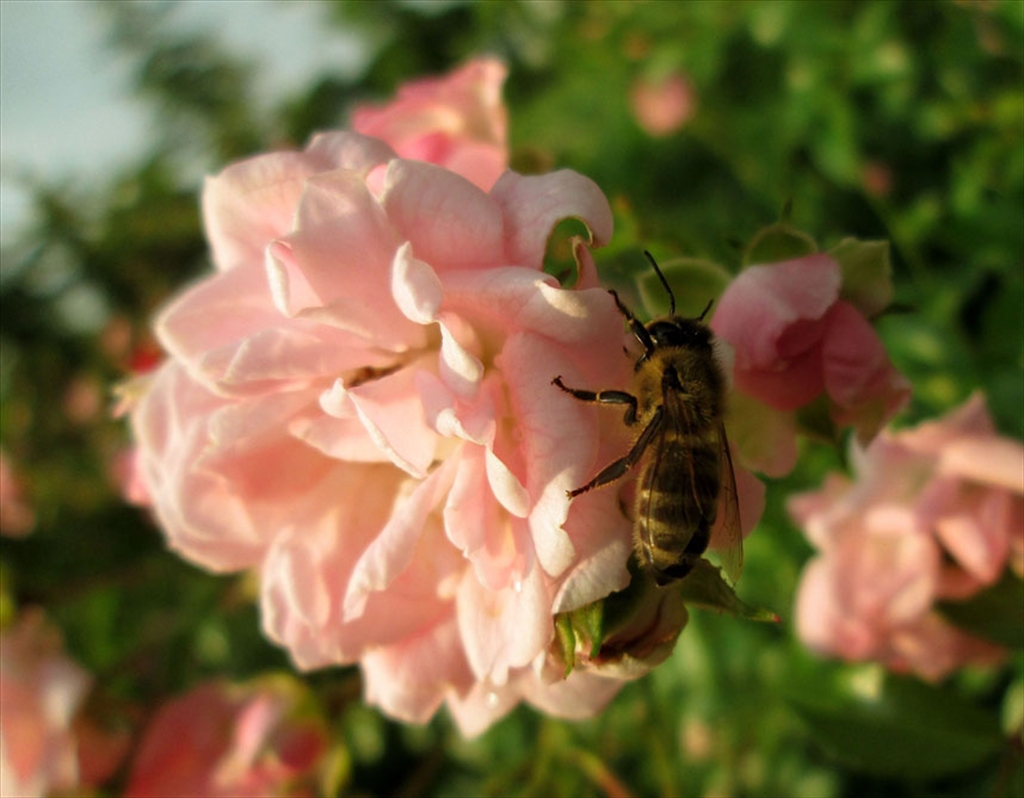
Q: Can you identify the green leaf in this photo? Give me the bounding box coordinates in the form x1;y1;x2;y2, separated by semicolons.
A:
830;237;894;318
742;222;817;267
787;662;1004;779
676;559;780;622
937;570;1024;649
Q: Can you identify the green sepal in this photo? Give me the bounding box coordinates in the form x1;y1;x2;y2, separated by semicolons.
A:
742;221;817;267
562;565;653;658
594;560;660;639
636;257;732;319
829;237;894;318
552;593;608;677
570;601;606;659
554;613;578;677
794;393;842;448
676;559;780;622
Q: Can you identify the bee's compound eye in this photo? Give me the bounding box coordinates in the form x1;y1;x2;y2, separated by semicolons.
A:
647;319;711;350
647;321;686;348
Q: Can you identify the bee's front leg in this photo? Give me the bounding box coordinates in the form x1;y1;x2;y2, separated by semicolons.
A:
552;376;638;426
608;290;654;358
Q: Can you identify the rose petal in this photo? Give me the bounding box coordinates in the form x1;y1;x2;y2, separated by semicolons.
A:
485;448;530;519
304;131;397;176
822;301;911;441
351;57;508;192
445;680;521;738
499;332;631;578
362;616;473;724
712;254;841;369
490;170;614;268
552;486;632;613
795;555;876;659
934;490;1011;584
438;318;485;398
889;612;1004;681
443;446;531;592
392;242;443;324
382;160;504;270
260;464;408;669
902;392;996;453
202;151;332;272
344;458;459;620
274;172;426;350
521;669;624;721
939;436;1024;493
456;557;551;685
132;363;283;571
417;371;496;444
324;368;440;478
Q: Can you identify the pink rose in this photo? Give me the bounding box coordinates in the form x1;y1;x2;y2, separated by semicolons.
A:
630;70;697;137
129;115;660;734
710;253;911;476
789;393;1022;680
0;610;128;797
124;677;327;798
351;57;508;192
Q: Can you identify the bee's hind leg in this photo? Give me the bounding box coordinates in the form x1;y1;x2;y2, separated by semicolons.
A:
566;406;664;498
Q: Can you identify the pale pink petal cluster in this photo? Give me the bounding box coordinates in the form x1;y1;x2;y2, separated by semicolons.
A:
0;610;127;797
789;393;1023;680
0;448;35;537
124;677;327;798
126;60;678;734
351;57;508;192
711;253;911;476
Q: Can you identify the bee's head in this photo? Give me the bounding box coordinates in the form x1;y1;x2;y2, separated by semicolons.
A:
645;317;713;351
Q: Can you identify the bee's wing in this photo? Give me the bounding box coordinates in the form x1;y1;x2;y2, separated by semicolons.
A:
708;422;744;584
635;403;672;535
657;390;708;525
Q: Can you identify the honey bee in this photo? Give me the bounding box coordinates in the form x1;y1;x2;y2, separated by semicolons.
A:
553;251;743;586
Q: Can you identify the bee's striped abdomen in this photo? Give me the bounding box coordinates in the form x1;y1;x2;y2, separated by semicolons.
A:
635;424;722;579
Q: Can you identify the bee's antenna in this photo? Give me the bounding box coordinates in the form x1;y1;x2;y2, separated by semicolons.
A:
643;250;675;316
697;299;713;322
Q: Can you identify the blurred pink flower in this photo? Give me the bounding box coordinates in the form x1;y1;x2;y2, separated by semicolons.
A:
124;677;327;798
0;610;128;797
711;253;910;476
789;393;1022;680
62;375;104;426
630;70;696;136
0;449;35;537
126;50;691;731
351;57;508;192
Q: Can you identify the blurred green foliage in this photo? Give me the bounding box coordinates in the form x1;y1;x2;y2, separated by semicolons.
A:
1;1;1021;796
